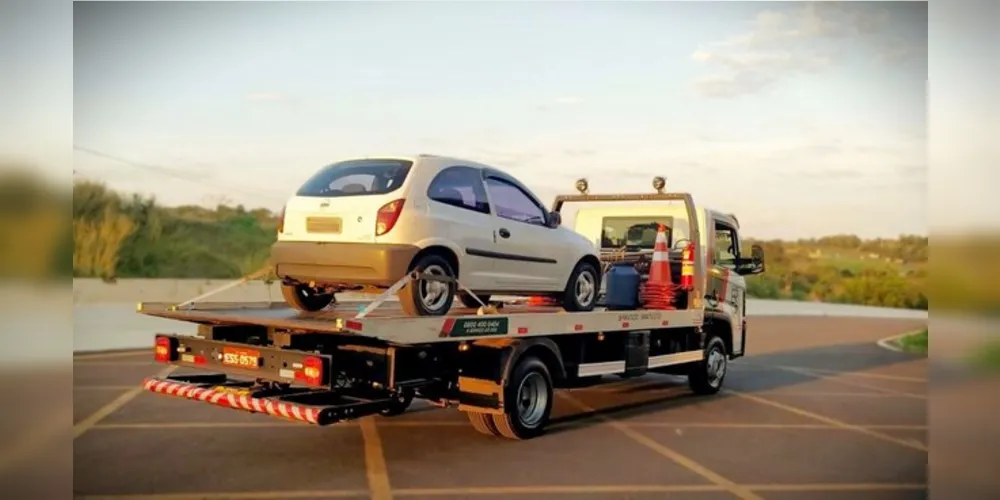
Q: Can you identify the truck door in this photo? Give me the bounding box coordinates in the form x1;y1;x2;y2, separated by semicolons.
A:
709;219;746;356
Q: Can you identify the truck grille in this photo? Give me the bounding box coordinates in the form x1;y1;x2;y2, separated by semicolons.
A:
306;217;343;234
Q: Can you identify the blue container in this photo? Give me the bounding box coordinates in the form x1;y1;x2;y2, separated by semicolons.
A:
604;263;641;310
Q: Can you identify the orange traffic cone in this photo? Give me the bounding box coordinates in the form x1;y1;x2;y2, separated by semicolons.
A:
639;224;677;310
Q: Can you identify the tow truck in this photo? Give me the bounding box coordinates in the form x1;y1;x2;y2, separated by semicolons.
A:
140;179;766;440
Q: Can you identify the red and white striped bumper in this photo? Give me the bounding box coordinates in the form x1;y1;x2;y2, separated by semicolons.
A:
142;377;321;425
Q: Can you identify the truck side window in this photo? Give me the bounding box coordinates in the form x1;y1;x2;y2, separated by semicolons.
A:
714;222;739;269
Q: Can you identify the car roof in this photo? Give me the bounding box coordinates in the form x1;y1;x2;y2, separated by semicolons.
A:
336;154;502;172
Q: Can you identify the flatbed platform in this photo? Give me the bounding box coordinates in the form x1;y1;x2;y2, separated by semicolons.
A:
138;300;705;345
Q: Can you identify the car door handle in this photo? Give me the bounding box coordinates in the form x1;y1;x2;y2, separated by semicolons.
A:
498;228;511;239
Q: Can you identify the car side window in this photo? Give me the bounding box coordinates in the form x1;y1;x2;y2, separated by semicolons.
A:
484;177;547;226
426;166;490;214
713;222;739;269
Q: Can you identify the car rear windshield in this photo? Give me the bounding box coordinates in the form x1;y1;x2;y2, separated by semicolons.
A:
600;217;673;251
296;159;413;197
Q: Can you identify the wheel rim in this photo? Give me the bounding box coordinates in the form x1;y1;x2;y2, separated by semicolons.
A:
418;264;451;311
516;372;548;428
706;347;726;387
574;269;596;306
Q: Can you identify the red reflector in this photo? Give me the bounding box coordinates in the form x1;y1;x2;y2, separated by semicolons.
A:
154;336;171;363
622;321;630;328
517;327;528;334
345;320;363;331
193;355;207;364
661;320;670;326
573;324;584;331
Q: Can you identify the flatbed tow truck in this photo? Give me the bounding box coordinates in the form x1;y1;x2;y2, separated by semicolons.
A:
140;186;765;440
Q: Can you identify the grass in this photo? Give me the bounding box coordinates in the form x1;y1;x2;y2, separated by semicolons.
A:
894;329;928;355
970;341;1000;372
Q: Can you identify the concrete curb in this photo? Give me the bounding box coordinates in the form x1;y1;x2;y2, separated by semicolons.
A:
876;329;925;354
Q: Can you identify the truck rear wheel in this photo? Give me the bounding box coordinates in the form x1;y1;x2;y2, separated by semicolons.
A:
491;355;553;440
281;284;336;312
466;411;501;436
688;336;728;395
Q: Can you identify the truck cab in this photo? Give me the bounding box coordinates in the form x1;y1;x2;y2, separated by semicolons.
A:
556;177;766;360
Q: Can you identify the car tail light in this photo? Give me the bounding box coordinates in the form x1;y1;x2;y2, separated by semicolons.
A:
375;199;405;236
277;205;287;234
154;336;172;363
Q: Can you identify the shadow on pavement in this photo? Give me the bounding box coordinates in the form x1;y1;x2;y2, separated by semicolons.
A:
547;340;925;430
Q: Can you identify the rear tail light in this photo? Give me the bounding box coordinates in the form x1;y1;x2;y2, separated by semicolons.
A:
375;199;405;236
298;355;324;386
154;336;172;363
277;205;287;234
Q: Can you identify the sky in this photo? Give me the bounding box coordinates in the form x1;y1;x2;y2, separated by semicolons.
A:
64;1;934;240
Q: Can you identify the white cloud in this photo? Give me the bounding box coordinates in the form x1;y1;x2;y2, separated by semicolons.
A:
690;3;920;99
535;96;585;111
245;92;287;102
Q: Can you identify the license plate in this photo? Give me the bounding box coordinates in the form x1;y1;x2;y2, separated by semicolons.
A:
212;386;251;396
222;346;261;369
306;216;342;233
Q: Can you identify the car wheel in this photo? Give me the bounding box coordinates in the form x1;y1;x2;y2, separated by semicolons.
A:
561;260;599;312
398;254;456;316
458;292;491;309
281;283;336;312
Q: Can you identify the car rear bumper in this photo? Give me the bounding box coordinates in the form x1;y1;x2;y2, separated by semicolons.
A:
270;241;419;287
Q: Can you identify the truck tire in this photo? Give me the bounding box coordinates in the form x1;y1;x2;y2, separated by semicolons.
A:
466;411;501;436
561;260;600;312
458;292;491;309
281;284;336;312
398;254;456;316
491;355;553;440
688;336;728;395
379;389;414;417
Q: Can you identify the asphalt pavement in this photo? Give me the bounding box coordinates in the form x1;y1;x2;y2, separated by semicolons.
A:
70;315;929;500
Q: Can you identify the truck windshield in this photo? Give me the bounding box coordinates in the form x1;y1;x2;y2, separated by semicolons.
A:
600;217;673;251
296;159;413;197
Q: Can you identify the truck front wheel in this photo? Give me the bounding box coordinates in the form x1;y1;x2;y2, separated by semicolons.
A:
688;336;728;395
491;356;553;440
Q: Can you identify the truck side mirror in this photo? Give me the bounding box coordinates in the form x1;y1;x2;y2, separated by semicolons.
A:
547;211;562;228
735;244;765;275
744;244;766;275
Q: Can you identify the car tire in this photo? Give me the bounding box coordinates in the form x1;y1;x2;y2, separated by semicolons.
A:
491;355;553;440
688;336;728;395
398;253;456;316
458;292;491;309
560;260;600;312
281;283;336;312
